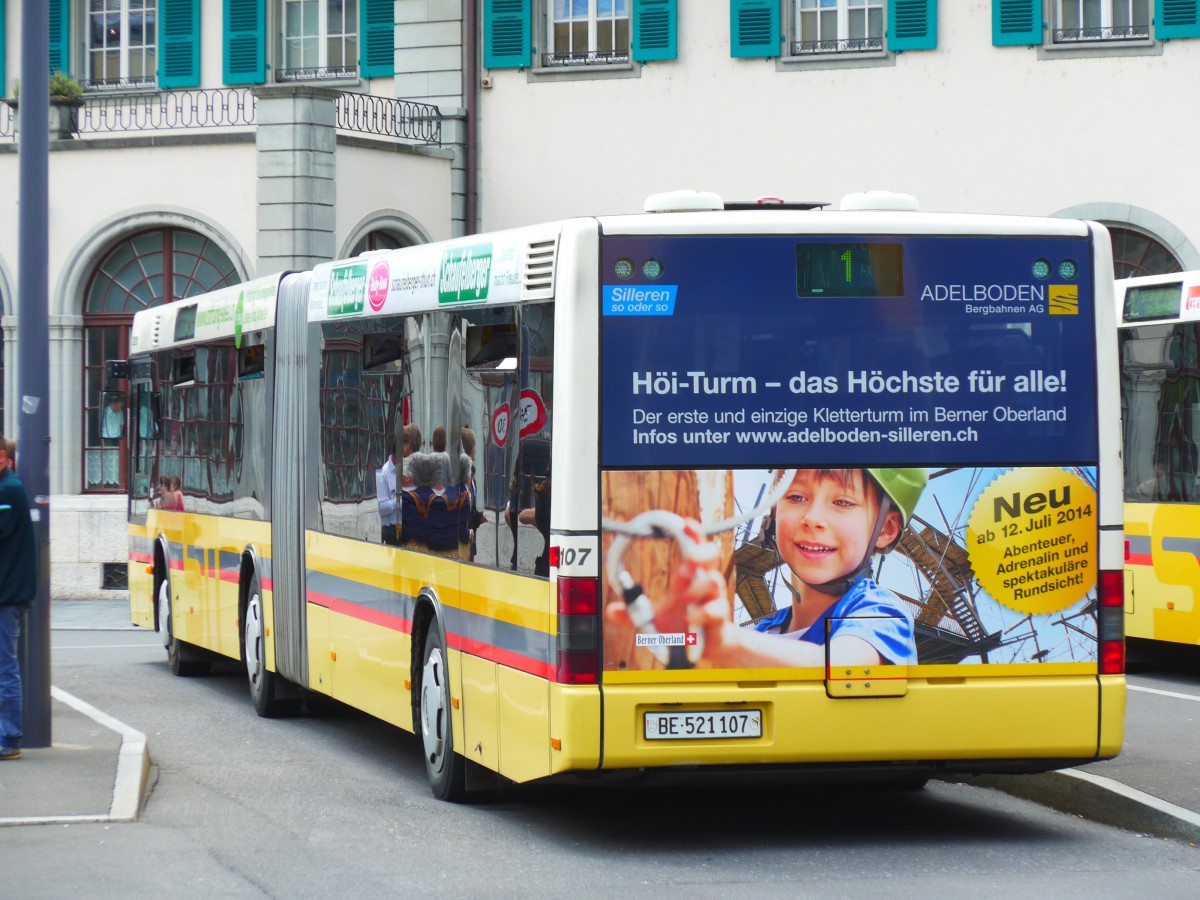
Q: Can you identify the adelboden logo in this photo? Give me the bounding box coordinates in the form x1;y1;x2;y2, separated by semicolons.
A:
439;244;492;304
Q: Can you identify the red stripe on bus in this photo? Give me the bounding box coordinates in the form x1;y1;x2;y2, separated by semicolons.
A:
307;592;553;679
308;593;413;634
129;551;153;564
1126;554;1153;567
450;634;555;680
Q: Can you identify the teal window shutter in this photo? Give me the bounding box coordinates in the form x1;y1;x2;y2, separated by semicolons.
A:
992;0;1042;46
361;0;395;77
1157;0;1200;38
633;0;677;61
224;0;265;85
159;0;201;88
484;0;531;69
49;0;71;74
730;0;780;59
890;0;937;51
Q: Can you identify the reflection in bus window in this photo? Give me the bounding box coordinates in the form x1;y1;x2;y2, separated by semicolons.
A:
1120;322;1200;502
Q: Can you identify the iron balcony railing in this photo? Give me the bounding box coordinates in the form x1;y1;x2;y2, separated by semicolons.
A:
1053;25;1150;42
541;49;632;66
335;92;442;143
791;36;884;54
77;88;257;132
0;87;443;145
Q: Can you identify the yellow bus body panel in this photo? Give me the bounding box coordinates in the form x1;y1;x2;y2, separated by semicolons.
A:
1097;675;1125;757
127;513;271;661
1124;502;1200;645
497;667;551;783
600;674;1118;769
550;685;602;773
461;653;500;771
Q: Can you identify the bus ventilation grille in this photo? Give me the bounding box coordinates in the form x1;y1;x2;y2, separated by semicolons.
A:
524;237;558;300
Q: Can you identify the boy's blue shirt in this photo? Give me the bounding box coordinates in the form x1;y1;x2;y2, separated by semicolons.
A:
752;576;917;665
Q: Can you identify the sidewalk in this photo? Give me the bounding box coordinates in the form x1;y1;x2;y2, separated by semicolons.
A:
4;602;1200;840
0;601;150;827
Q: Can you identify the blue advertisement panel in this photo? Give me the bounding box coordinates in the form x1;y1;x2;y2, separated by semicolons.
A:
599;232;1101;675
600;234;1098;468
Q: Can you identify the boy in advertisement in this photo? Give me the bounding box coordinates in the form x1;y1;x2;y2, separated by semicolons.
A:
617;467;926;669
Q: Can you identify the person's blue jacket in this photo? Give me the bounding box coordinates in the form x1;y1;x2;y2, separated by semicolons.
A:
0;468;36;608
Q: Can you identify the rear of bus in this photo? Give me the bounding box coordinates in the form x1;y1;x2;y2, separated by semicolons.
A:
577;195;1123;780
1117;271;1200;647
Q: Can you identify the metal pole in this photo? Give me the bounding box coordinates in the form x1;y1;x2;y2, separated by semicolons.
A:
17;0;53;748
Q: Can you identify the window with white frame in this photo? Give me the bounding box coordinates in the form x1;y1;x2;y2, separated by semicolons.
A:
542;0;631;67
792;0;884;55
1053;0;1149;43
86;0;158;90
280;0;360;80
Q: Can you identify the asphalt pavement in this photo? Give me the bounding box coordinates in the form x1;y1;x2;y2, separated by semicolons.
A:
2;601;1199;842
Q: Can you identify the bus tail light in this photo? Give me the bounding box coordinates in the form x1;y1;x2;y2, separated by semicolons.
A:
1098;569;1125;675
556;574;599;685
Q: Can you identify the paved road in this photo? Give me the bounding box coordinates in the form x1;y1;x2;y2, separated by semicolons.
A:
9;611;1200;898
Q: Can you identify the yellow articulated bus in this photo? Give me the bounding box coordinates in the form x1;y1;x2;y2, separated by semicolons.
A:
1115;270;1200;647
109;190;1124;800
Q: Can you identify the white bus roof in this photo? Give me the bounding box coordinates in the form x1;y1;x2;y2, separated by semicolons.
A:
132;197;1102;341
130;273;285;353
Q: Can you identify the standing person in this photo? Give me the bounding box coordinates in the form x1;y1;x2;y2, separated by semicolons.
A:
401;422;422;489
376;442;400;546
459;427;487;560
0;435;37;759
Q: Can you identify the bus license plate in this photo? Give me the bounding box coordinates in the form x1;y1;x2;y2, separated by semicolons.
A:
644;710;762;741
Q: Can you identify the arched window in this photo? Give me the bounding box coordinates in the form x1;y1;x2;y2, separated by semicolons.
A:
1107;225;1183;279
83;229;239;492
349;230;408;256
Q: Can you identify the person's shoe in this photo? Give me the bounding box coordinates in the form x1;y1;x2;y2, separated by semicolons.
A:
0;746;20;760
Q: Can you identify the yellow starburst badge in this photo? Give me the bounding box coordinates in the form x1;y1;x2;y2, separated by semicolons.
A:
967;468;1096;616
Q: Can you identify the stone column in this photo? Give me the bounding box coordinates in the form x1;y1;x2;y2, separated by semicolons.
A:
0;314;17;438
49;313;84;495
253;85;339;274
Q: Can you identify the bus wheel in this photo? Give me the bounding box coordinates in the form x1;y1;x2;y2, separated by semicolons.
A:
420;619;465;801
243;577;299;718
159;578;210;677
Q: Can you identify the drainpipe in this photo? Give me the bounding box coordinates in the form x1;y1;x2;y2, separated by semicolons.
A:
464;0;479;235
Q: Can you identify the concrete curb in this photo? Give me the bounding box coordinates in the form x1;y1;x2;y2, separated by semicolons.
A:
0;687;150;828
949;770;1200;844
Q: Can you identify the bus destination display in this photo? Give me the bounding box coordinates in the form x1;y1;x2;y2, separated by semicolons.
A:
797;241;904;298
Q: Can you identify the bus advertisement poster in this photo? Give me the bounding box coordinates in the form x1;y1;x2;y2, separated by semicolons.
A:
600;466;1099;672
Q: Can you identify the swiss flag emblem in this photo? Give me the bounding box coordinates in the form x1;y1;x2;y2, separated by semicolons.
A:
685;633;697;646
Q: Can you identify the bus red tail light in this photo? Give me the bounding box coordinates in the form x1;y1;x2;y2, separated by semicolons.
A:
556;575;599;685
1098;569;1125;675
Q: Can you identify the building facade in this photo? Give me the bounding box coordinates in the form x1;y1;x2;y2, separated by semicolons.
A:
2;0;1197;598
476;0;1200;275
0;0;467;597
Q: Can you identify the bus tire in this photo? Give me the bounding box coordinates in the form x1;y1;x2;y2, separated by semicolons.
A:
242;574;300;718
419;618;465;801
159;577;211;677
